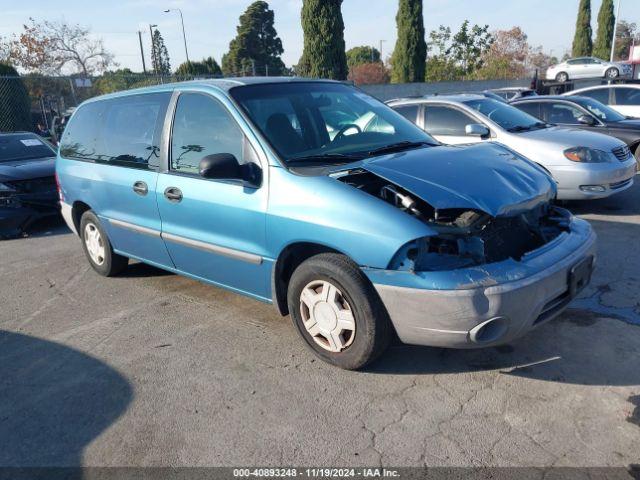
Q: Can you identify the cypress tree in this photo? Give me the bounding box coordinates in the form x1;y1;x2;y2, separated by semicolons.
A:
572;0;593;57
297;0;348;80
593;0;615;60
0;63;31;132
221;1;286;77
391;0;427;83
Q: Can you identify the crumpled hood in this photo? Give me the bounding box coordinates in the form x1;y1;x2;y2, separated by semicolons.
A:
518;125;626;151
358;143;555;217
0;157;55;182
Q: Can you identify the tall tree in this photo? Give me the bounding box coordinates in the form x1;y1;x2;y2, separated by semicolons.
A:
0;63;31;132
613;20;640;60
572;0;593;57
151;29;171;75
221;1;285;76
391;0;427;83
593;0;615;60
473;27;528;80
346;46;381;69
297;0;348;80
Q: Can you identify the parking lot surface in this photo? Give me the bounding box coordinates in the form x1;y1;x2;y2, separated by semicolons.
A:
1;180;640;468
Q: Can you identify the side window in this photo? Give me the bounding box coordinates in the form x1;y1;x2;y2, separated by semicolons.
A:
60;93;170;170
171;93;245;175
515;102;541;120
580;88;610;104
394;105;419;124
614;88;640;106
423;106;476;136
543;102;584;124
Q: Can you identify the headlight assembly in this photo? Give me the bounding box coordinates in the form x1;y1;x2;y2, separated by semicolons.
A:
563;147;612;163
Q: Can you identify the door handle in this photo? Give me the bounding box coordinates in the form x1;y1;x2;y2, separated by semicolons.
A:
164;186;183;203
133;181;148;196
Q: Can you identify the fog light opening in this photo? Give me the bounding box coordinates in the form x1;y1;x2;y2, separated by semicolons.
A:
579;185;606;193
469;317;509;344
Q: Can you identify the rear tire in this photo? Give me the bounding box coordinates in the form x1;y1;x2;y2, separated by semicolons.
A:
80;210;128;277
287;253;391;370
605;67;619;80
556;72;569;83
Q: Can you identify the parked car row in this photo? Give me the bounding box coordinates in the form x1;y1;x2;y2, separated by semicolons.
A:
53;78;602;369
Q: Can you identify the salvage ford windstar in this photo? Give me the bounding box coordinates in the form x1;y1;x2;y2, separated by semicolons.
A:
56;78;596;370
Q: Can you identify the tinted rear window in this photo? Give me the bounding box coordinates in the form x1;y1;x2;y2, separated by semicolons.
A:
60;92;170;170
0;134;55;162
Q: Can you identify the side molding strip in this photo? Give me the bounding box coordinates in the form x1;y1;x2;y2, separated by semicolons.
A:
161;232;263;265
109;218;161;237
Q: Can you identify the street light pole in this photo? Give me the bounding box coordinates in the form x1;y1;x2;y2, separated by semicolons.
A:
379;40;386;63
610;0;622;62
164;8;190;64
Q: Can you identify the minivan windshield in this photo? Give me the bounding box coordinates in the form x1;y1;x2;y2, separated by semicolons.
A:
0;134;56;163
463;98;548;133
230;82;437;166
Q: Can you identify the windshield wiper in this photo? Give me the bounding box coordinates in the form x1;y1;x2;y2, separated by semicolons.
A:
286;152;363;166
507;125;534;132
366;141;435;156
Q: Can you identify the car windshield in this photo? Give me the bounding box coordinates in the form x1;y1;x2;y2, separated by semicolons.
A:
0;134;55;162
574;97;626;122
463;98;547;132
230;82;437;166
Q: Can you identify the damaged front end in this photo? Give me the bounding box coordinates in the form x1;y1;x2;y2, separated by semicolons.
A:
0;177;59;238
335;169;569;272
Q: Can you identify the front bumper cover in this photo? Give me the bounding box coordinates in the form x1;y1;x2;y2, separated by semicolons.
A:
366;215;597;348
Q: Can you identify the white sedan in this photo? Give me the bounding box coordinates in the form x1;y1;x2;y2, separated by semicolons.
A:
565;84;640;118
547;57;631;83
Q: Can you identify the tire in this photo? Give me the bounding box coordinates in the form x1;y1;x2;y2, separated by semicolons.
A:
605;67;619;80
287;253;391;370
556;72;569;83
634;145;640;170
80;210;128;277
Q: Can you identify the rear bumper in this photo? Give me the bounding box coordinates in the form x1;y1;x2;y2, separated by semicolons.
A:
551;159;637;200
366;215;596;348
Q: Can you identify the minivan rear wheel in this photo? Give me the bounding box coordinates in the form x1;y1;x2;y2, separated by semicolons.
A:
80;210;128;277
287;253;391;370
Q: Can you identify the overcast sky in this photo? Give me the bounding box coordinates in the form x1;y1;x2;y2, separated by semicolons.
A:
1;0;639;72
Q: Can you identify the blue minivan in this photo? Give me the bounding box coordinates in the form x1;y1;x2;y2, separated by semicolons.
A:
57;78;596;369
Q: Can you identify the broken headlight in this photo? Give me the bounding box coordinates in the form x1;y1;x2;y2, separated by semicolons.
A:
388;236;481;272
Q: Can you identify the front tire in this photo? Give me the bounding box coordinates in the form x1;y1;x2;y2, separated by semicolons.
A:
80;210;128;277
556;72;569;83
605;67;619;80
287;253;391;370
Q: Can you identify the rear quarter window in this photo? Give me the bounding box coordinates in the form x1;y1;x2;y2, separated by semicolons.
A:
60;92;170;170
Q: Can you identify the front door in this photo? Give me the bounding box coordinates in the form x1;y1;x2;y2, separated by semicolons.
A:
423;104;487;145
156;91;270;300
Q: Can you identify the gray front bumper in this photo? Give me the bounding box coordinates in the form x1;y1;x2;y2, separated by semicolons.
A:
373;225;597;349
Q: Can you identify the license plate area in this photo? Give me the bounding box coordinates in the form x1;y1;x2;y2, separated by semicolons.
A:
569;255;594;298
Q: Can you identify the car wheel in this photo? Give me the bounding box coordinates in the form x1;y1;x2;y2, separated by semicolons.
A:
605;67;619;79
556;72;568;83
287;253;391;370
80;210;128;277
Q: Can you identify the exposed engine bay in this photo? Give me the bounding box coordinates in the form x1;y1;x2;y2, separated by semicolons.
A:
336;169;570;271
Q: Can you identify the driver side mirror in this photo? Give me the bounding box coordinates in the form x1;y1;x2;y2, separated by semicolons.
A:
465;123;490;137
199;153;262;187
577;115;596;126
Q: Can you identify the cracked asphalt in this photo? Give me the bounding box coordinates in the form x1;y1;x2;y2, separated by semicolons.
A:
1;179;640;468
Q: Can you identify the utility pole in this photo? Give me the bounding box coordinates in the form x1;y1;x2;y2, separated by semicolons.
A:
164;9;190;64
610;0;622;62
137;31;147;73
149;24;157;73
251;59;256;76
379;40;386;64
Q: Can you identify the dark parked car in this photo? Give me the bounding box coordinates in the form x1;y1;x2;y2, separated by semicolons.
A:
512;95;640;166
0;132;59;238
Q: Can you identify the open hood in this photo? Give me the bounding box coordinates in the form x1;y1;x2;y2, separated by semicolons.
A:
357;143;555;217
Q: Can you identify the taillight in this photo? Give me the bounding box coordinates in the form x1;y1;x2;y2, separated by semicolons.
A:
55;172;64;202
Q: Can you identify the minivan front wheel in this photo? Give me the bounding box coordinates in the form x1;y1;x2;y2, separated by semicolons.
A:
80;210;128;277
287;253;391;370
